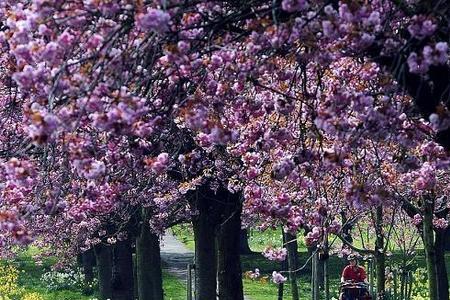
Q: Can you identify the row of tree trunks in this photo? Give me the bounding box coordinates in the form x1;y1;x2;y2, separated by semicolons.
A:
93;221;163;300
87;186;244;300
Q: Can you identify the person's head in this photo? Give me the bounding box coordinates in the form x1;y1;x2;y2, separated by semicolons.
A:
347;254;358;266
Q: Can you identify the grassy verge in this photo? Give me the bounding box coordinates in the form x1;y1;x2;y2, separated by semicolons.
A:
171;224;195;251
163;271;187;300
1;246;189;300
171;224;309;252
243;277;341;300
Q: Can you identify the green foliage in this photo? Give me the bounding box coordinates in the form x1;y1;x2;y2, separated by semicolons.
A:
1;247;94;300
171;224;195;251
0;262;23;299
410;268;430;300
40;268;96;292
22;292;45;300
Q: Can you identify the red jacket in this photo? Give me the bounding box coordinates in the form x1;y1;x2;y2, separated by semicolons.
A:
342;265;367;282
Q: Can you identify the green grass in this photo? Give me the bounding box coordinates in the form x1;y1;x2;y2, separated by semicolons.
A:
4;246;187;300
163;271;187;300
4;228;445;300
171;223;450;299
243;278;341;300
171;224;195;251
3;246;95;300
171;224;310;253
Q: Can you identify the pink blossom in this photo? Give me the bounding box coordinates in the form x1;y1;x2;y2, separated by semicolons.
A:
412;214;422;226
281;0;309;12
262;247;287;261
433;218;449;229
136;9;171;33
272;271;287;284
407;16;436;40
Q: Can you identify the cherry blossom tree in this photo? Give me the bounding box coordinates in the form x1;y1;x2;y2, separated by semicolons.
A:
1;1;450;300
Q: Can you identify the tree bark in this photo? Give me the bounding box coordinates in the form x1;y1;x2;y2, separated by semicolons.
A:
278;282;284;300
81;249;96;295
217;192;244;300
323;233;330;300
240;229;253;254
94;244;113;300
283;231;299;300
375;252;386;300
312;252;320;300
192;190;218;300
82;249;95;283
435;229;449;300
375;206;386;300
133;254;138;300
423;199;438;300
136;212;164;300
111;239;135;300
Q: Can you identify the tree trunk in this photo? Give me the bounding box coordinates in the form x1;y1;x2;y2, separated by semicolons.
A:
316;257;324;288
81;249;96;295
323;234;330;300
133;254;138;300
94;244;113;300
283;231;299;300
136;214;164;300
375;252;386;300
192;191;217;300
240;229;253;254
111;239;135;300
435;229;449;300
375;206;386;300
341;212;354;245
444;227;450;251
312;252;320;300
278;282;284;300
423;199;438;300
217;193;244;300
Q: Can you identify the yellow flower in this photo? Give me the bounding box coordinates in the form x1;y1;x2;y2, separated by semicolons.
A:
23;292;45;300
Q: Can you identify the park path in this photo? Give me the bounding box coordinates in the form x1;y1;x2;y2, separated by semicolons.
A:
160;231;194;283
160;231;251;300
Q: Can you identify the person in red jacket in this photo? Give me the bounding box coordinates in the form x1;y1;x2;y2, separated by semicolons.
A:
340;254;371;300
341;254;367;283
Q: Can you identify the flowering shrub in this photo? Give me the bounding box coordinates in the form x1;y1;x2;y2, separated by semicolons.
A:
244;268;261;280
22;292;45;300
40;268;91;292
411;268;430;300
0;263;22;299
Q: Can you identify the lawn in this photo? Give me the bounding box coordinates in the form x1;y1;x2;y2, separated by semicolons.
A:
2;227;447;300
171;223;450;299
164;272;187;300
1;246;186;300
